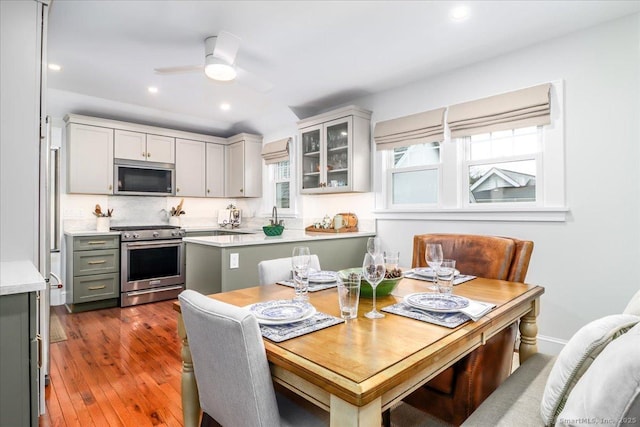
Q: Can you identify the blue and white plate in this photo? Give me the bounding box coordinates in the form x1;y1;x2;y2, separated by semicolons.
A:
413;267;460;279
404;293;470;313
308;271;337;284
248;300;314;322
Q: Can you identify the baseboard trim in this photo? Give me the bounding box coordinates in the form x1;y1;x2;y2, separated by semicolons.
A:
537;334;567;355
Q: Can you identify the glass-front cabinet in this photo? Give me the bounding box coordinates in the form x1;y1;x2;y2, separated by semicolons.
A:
298;106;372;194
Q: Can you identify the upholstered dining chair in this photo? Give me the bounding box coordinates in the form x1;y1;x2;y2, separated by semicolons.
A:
257;255;322;285
178;289;328;427
399;233;534;426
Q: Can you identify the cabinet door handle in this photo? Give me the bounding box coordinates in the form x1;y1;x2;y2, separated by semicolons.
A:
142;152;146;157
207;189;210;194
147;152;151;158
176;187;180;193
88;260;106;265
88;285;107;290
87;241;107;245
108;184;113;191
240;188;243;193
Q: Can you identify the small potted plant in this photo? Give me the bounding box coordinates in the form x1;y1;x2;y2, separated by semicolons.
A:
93;204;113;232
169;199;185;226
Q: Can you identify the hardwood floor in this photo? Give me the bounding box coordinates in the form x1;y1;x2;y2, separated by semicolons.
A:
40;300;184;427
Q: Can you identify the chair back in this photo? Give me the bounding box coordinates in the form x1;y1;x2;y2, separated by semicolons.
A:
412;233;533;282
178;290;281;427
258;254;322;285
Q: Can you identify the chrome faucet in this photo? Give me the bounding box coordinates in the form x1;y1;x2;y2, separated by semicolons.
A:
270;206;283;226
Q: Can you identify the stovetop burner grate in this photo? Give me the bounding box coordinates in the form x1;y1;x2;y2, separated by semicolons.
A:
110;225;180;231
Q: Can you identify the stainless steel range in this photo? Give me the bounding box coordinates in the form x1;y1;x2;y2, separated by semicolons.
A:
111;225;186;307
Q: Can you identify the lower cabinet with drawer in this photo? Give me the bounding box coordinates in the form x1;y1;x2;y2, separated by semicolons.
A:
64;233;120;312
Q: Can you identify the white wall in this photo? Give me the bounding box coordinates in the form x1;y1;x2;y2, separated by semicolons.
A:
0;1;41;263
342;13;639;352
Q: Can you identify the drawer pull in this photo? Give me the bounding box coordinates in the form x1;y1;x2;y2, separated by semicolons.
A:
87;241;107;245
88;285;106;290
87;260;107;265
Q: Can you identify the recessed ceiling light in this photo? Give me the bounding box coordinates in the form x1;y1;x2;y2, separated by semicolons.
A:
450;5;470;22
148;86;158;94
220;103;231;111
48;63;61;71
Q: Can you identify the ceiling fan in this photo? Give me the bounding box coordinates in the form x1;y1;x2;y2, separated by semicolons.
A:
154;31;273;93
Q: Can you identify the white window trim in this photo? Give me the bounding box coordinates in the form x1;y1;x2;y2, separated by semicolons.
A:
373;79;567;222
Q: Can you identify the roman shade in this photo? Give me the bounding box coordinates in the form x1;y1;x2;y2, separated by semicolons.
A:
374;107;445;151
261;137;290;164
448;83;551;138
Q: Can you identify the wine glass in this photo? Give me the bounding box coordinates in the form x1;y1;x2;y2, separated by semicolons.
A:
367;237;382;257
292;246;311;301
362;253;386;319
425;243;443;291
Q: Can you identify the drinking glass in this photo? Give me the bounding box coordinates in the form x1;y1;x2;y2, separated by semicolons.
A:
337;273;361;320
292;246;311;301
362;253;385;319
383;251;399;274
436;259;456;295
367;237;382;257
425;243;443;291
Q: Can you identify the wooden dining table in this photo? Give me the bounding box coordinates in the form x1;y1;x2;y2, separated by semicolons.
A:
173;276;544;427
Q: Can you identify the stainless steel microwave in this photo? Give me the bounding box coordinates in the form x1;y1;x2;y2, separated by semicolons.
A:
114;159;175;196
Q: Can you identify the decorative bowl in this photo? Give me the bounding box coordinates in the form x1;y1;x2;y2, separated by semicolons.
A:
338;268;404;298
262;225;284;236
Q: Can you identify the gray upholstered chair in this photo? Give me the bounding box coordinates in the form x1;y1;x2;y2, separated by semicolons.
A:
178;289;328;427
257;255;321;285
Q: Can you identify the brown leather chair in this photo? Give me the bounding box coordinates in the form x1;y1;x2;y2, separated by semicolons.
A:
401;234;534;426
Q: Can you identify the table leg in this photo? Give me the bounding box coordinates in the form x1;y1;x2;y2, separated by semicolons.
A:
330;395;381;427
177;313;201;427
519;298;540;363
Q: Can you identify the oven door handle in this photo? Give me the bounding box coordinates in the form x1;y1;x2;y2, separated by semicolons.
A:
124;240;182;249
125;285;184;297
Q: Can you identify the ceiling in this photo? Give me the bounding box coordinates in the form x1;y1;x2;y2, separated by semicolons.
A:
46;1;640;137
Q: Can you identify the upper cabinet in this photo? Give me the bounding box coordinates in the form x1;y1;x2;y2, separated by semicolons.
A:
67;123;114;195
175;139;206;197
114;130;175;163
225;134;263;198
205;143;225;198
297;106;372;194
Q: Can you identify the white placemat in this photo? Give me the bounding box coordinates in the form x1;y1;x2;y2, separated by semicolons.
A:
259;311;344;342
276;280;338;292
403;271;476;285
381;298;496;328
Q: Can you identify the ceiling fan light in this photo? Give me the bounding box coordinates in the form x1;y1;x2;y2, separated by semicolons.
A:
205;57;237;81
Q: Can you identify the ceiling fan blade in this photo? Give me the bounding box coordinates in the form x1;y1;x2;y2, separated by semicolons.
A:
236;67;274;93
154;65;203;75
213;30;241;64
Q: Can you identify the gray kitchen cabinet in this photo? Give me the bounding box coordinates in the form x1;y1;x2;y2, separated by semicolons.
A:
205;142;225;197
66;122;114;195
298;105;372;194
0;292;38;427
114;129;175;163
64;234;120;312
225;133;263;197
175;138;206;197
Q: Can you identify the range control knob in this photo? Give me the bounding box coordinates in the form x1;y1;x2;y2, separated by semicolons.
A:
152;231;160;238
133;233;140;239
123;233;131;239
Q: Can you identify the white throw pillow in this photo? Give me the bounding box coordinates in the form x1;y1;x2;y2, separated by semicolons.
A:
623;289;640;316
540;314;640;426
556;321;640;426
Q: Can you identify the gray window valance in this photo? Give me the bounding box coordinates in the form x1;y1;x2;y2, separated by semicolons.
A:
448;83;551;138
261;137;290;164
374;107;445;151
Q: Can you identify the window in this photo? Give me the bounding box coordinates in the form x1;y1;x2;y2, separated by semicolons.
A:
375;81;565;220
387;142;440;207
464;126;541;205
273;160;290;209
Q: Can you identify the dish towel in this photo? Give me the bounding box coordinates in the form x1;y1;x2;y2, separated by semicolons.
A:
259;312;344;342
381;299;496;328
276;280;338;292
403;272;476;286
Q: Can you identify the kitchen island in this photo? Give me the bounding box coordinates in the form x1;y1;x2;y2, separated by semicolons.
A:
184;229;375;294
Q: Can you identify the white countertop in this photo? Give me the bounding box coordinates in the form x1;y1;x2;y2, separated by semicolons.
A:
0;260;46;296
182;226;258;234
64;230;121;237
183;229;375;248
